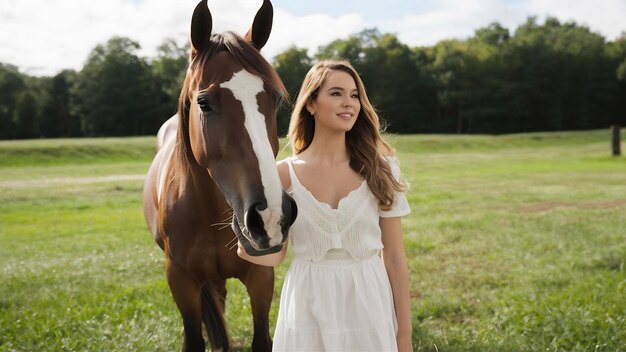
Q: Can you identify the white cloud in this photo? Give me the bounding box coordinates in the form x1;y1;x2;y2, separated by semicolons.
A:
0;0;365;75
0;0;192;75
264;10;365;61
380;0;525;47
527;0;626;39
0;0;624;76
381;0;625;47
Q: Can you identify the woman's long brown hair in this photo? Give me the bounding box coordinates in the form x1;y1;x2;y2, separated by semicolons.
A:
287;60;406;210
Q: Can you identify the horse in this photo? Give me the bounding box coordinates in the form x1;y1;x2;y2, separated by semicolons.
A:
142;1;297;351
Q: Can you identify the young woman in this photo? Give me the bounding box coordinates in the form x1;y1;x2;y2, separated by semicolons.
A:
238;60;413;351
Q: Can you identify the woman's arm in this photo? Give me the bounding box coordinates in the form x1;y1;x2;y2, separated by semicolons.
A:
237;239;288;266
380;216;413;352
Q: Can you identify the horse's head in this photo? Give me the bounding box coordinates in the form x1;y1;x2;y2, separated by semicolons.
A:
178;0;296;256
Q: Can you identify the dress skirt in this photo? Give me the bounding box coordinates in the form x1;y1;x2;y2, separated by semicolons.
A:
273;250;398;352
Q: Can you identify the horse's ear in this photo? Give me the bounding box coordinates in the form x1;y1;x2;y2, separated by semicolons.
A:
190;0;213;54
244;0;273;50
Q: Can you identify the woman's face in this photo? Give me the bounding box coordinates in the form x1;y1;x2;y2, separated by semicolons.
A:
307;70;361;133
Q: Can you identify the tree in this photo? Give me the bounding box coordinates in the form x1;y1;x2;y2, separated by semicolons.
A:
607;33;626;126
316;35;364;67
507;17;615;132
617;58;626;81
39;70;80;137
151;38;189;125
3;16;623;138
474;22;510;47
273;46;313;135
12;90;38;139
0;63;26;139
458;22;512;133
73;37;159;136
428;39;473;133
361;32;438;133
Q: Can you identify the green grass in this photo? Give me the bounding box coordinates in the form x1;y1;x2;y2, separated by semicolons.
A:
1;130;625;351
0;137;156;167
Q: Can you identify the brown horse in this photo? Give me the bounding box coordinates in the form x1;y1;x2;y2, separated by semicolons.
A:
142;1;296;351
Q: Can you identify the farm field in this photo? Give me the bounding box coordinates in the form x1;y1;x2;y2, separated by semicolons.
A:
1;130;625;351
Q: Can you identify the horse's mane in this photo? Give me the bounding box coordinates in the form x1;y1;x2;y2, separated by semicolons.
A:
171;31;287;190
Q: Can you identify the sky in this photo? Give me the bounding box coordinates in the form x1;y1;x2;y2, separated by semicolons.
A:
1;0;625;77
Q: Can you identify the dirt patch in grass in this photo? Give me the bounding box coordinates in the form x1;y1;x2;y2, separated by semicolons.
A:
519;199;626;213
0;174;145;189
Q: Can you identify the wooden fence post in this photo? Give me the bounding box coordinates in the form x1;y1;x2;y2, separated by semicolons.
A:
612;125;621;156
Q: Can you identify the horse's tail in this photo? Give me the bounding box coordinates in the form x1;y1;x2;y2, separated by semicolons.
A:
201;283;230;351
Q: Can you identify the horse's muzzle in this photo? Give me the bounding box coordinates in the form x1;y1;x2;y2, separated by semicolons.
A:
238;192;297;256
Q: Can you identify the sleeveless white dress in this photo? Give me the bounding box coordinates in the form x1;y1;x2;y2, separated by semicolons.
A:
273;157;411;352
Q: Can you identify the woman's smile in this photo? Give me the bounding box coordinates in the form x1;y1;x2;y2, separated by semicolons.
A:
337;112;354;120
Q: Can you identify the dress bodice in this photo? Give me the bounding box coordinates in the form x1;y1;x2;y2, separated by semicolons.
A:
285;156;410;261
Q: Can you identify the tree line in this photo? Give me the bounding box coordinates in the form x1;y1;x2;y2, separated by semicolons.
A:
1;16;625;139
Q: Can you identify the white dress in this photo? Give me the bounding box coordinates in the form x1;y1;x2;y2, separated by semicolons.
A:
273;157;411;352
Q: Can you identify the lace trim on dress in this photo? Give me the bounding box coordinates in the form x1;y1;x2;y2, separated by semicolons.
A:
286;157;384;260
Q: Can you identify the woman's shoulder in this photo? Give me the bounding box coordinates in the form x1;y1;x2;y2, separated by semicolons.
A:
276;157;293;190
379;153;404;181
382;153;398;162
381;153;399;168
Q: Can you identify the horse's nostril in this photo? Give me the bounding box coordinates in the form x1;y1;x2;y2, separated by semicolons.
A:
245;204;265;238
254;200;268;212
285;194;297;226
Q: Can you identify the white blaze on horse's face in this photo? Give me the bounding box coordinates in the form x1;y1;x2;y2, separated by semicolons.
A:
221;69;283;245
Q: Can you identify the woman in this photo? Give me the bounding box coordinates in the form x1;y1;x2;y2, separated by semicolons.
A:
238;60;413;351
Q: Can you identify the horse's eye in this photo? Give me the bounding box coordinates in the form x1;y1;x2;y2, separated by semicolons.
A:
197;95;212;113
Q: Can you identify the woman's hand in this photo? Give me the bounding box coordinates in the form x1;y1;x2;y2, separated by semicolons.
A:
236;240;289;267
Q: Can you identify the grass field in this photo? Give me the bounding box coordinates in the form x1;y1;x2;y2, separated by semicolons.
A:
1;130;625;351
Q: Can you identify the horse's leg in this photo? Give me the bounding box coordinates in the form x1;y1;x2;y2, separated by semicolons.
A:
242;266;274;352
211;279;227;314
201;280;230;352
167;258;205;352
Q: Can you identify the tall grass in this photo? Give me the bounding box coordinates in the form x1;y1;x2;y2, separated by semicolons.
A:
1;130;625;351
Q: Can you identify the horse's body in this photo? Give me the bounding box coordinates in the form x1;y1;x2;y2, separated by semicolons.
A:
142;1;296;351
155;114;177;151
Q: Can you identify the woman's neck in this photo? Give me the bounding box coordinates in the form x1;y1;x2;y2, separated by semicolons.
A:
303;130;349;163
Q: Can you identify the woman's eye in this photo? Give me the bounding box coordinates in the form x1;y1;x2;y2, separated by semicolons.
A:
197;96;212;112
331;92;340;96
352;94;359;99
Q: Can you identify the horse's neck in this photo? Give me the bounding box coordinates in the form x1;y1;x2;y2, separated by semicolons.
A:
167;114;230;215
171;152;228;206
